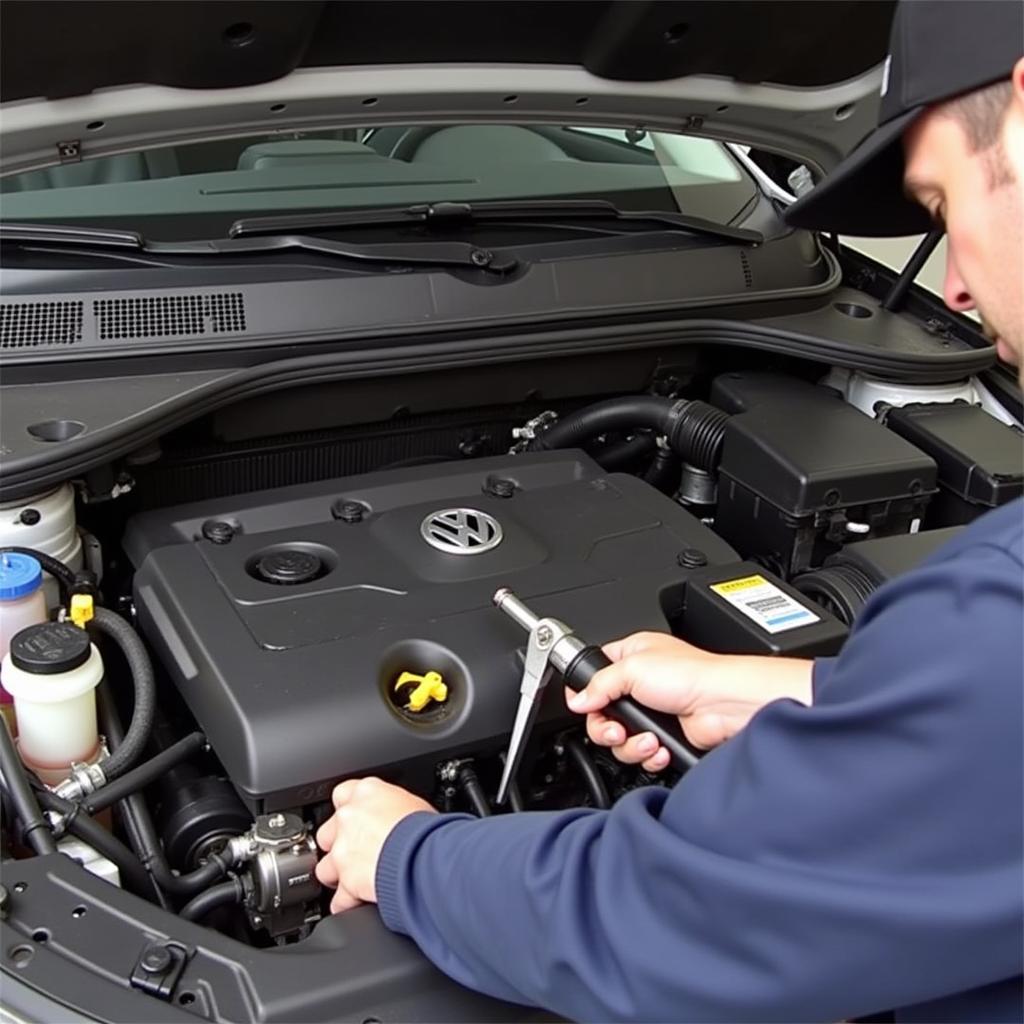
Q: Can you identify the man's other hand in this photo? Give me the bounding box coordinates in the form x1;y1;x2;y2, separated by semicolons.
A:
315;777;436;914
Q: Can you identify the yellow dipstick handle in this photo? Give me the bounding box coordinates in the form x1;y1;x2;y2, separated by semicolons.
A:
394;671;448;712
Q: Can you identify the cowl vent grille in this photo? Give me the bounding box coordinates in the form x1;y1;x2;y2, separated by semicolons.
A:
94;292;246;341
1;301;84;348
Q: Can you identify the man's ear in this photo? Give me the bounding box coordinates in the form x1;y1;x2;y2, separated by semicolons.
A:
1013;56;1024;107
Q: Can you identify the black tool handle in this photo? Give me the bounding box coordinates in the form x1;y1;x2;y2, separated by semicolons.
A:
562;646;701;769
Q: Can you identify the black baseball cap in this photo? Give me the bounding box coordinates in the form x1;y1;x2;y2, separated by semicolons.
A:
785;0;1024;237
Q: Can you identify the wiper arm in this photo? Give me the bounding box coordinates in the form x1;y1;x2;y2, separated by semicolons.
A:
229;199;762;246
1;224;517;274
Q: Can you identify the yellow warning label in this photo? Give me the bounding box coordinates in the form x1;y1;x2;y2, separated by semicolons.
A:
711;575;766;594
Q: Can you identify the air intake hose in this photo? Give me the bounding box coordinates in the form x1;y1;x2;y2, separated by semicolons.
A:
526;397;728;472
792;563;878;627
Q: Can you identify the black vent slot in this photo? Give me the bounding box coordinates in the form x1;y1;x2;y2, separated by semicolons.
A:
739;250;753;289
94;292;246;341
1;301;84;348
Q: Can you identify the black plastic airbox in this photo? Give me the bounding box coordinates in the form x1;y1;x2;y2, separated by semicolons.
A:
125;452;739;811
711;373;938;576
884;401;1023;525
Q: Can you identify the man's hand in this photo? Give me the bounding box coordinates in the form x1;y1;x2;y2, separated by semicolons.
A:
315;777;436;914
566;632;813;772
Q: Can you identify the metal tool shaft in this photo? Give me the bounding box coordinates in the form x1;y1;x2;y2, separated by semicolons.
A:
493;588;541;634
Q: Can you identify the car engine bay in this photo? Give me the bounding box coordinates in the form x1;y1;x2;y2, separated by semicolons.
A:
1;359;1021;1016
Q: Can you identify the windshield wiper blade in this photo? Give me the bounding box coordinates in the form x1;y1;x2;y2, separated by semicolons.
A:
0;223;143;249
229;200;763;246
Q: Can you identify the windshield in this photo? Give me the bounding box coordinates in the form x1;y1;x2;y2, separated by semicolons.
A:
0;124;756;241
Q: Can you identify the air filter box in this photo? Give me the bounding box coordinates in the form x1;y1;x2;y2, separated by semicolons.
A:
883;402;1023;526
711;374;937;576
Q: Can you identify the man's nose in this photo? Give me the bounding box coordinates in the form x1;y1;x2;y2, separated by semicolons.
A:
943;249;975;312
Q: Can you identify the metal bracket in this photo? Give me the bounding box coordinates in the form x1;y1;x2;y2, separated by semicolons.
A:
56;140;81;164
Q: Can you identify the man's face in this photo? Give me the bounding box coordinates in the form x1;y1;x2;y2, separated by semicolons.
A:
903;75;1024;383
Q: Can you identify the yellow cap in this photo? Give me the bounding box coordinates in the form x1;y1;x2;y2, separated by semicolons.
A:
394;671;448;712
69;593;94;628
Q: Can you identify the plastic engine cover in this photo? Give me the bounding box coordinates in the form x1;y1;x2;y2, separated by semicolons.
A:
125;452;738;811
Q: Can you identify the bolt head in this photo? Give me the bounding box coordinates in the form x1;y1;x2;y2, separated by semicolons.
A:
202;519;236;544
676;548;708;568
267;813;287;828
331;500;366;523
483;475;516;499
141;946;173;974
536;625;553;645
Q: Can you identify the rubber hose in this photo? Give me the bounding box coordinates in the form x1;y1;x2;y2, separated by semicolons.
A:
526;396;729;473
96;687;232;899
497;751;526;813
179;876;245;922
527;396;676;453
457;765;491;817
593;433;657;472
33;788;152;896
93;683;168;907
644;445;682;495
564;736;611;809
792;564;877;627
506;777;525;813
84;733;207;815
88;608;156;781
666;401;730;471
0;546;76;603
0;719;57;855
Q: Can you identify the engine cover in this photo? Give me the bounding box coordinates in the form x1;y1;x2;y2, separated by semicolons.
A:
125;452;738;811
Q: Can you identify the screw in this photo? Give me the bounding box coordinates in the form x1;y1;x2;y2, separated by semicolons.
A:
331;500;366;523
18;509;40;526
470;249;493;267
252;915;263;928
268;813;287;829
536;625;554;646
140;946;173;975
202;519;236;544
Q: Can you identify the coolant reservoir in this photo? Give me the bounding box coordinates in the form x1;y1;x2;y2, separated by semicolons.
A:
1;621;103;784
0;553;48;733
0;485;83;609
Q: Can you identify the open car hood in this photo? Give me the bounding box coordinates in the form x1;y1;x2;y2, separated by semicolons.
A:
0;0;895;176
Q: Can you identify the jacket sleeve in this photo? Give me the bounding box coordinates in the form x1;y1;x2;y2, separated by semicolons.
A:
375;545;1024;1022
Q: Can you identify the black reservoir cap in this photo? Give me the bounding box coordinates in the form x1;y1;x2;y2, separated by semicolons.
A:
252;549;323;585
9;621;91;675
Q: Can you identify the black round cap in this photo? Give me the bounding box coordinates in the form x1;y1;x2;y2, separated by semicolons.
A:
10;622;91;675
254;549;322;585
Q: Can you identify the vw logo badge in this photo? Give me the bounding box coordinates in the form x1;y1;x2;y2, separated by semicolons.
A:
420;508;503;555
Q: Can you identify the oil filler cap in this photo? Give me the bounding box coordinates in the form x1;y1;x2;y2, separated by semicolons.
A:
253;549;323;586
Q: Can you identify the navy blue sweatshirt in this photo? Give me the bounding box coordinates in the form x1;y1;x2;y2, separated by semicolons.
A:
376;499;1024;1023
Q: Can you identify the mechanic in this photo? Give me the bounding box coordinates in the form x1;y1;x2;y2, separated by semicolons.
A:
315;3;1024;1021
